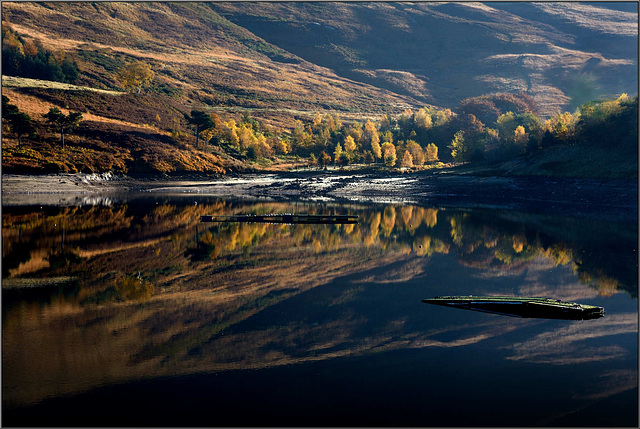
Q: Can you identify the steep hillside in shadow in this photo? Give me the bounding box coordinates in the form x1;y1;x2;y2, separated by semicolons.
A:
210;1;637;116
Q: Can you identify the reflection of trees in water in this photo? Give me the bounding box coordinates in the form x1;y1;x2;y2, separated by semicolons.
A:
2;200;636;307
2;200;637;408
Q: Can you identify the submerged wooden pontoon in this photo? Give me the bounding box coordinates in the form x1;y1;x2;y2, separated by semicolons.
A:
422;295;605;320
200;214;359;224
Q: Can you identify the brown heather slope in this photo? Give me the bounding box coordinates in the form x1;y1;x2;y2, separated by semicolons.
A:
1;1;422;114
209;1;637;117
1;2;637;175
3;2;637;118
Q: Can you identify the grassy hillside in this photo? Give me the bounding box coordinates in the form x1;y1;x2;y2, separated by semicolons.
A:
210;2;638;115
3;2;636;117
1;2;637;177
1;2;420;114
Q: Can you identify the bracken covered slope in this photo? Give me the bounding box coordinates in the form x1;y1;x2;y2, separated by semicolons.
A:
209;1;638;116
2;2;637;117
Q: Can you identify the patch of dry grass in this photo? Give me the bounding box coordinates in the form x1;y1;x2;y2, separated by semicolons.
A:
2;75;125;95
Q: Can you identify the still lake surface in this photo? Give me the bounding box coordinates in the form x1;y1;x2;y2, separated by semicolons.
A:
2;194;638;426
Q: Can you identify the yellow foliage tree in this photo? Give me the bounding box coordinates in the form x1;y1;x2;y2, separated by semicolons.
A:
424;143;438;163
275;138;291;155
372;140;382;161
200;128;216;146
333;142;343;163
344;135;356;152
405;140;425;166
514;125;528;148
382;142;396;167
313;112;323;129
117;60;155;94
401;150;414;168
414;108;433;129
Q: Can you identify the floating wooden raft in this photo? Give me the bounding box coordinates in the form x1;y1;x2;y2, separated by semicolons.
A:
422;295;605;320
200;214;359;224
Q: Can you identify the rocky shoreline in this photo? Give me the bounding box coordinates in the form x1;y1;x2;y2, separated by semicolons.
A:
2;171;637;223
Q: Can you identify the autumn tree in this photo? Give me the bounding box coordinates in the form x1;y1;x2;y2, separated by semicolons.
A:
42;107;83;148
575;94;638;149
381;130;393;144
542;111;578;146
292;120;312;154
405;140;425;166
514;125;528;149
382;142;396;167
224;119;240;146
118;60;155;94
362;120;379;150
318;151;332;168
308;153;317;166
401;150;414;168
371;139;382;162
425;143;439;163
333;142;343;164
449;130;466;162
200;128;216;147
322;113;337;132
496;111;541;156
449;114;486;161
414;108;433;129
344;135;356;153
312;112;323;130
274;138;291;155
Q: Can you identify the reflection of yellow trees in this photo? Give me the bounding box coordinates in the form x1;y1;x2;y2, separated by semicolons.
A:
3;201;629;301
400;205;414;229
413;235;449;257
2;205;133;237
512;234;526;253
381;206;396;237
365;212;381;246
424;208;438;228
398;206;438;231
190;205;446;260
576;270;620;297
343;223;355;235
450;215;466;247
541;244;574;266
115;275;155;301
494;241;537;265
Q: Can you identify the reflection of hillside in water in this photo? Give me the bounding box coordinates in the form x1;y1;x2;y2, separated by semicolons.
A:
3;200;635;299
2;199;637;407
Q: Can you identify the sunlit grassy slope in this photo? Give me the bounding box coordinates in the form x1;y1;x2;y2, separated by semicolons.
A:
1;1;420;115
3;2;637;117
1;2;637;176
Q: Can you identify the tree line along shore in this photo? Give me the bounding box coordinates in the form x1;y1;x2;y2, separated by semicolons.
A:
2;22;637;178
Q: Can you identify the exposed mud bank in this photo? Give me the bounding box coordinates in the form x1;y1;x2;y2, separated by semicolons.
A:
2;171;637;223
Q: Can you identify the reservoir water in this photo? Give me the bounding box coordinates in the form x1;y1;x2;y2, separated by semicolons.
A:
2;195;637;426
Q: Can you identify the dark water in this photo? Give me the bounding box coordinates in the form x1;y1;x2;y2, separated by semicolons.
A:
2;196;638;426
